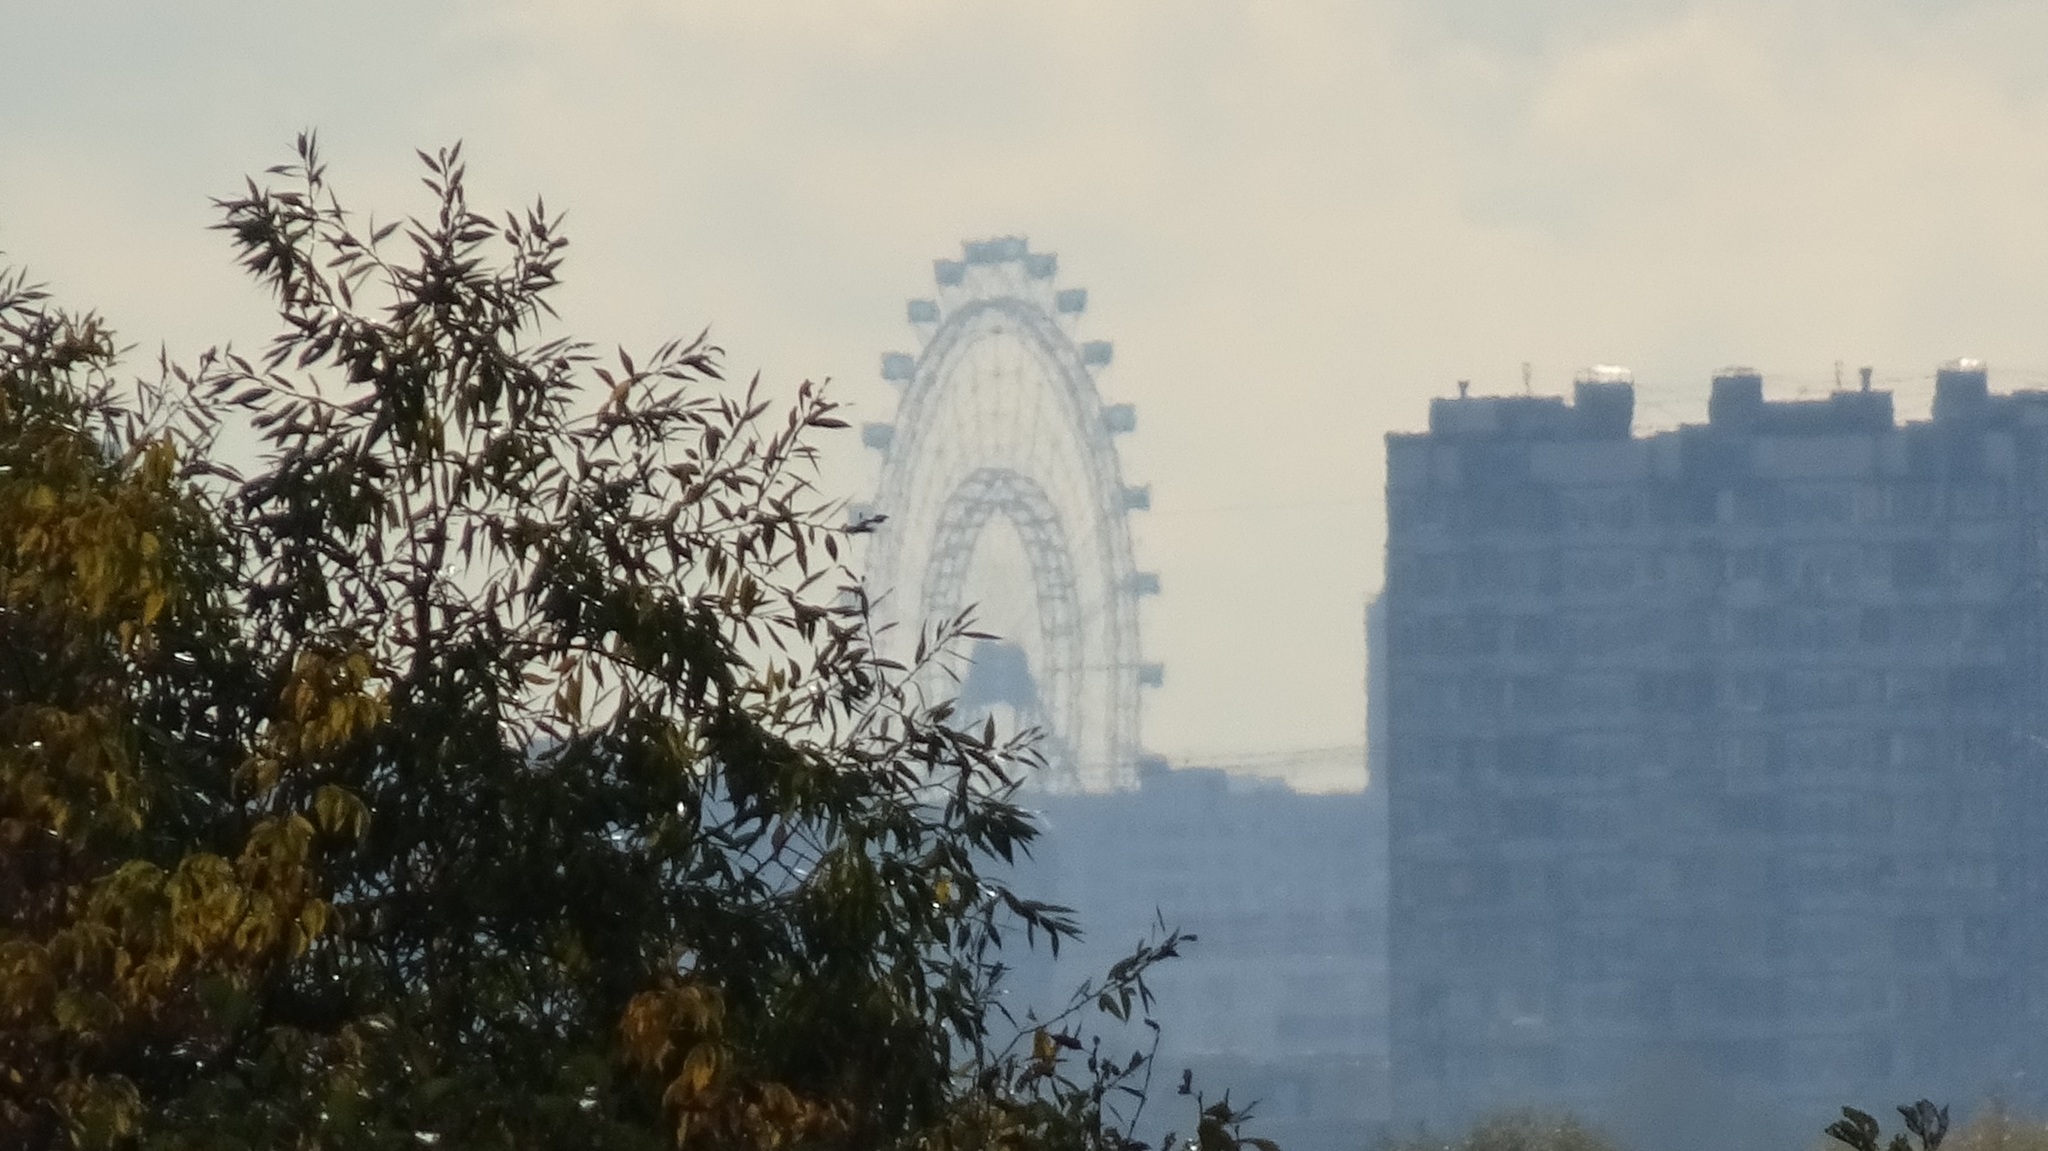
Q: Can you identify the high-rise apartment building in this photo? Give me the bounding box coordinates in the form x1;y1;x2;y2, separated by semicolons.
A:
1381;365;2048;1142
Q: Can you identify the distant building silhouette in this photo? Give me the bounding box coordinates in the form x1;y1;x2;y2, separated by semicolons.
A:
1013;765;1389;1151
1381;363;2048;1143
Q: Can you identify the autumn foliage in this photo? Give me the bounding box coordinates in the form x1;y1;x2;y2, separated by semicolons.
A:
0;273;355;1146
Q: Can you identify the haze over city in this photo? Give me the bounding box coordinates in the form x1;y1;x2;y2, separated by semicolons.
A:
21;4;2048;1150
11;0;2048;788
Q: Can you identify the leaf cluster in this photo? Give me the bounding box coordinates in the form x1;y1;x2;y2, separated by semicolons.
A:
1;268;333;1148
1828;1101;1950;1151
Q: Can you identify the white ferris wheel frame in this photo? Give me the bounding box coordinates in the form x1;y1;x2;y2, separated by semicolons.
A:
862;238;1156;792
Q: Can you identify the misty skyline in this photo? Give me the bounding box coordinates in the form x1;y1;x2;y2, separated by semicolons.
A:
7;0;2048;786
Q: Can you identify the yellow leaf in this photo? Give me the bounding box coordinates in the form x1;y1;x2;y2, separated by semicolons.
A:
680;1043;719;1095
298;900;329;941
313;785;351;835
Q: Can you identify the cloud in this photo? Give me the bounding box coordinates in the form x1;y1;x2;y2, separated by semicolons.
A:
6;0;2048;779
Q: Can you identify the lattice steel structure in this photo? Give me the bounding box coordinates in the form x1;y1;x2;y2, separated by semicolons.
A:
859;237;1160;792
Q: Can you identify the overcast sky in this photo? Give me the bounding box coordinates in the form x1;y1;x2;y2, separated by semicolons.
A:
8;0;2048;789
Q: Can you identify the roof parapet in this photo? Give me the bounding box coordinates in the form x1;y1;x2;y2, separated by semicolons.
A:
1709;367;1893;434
1428;373;1635;441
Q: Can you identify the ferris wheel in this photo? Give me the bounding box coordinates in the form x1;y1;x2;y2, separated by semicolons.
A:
859;237;1161;793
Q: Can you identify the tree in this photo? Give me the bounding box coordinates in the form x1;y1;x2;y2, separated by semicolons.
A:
1;269;332;1147
0;136;1260;1151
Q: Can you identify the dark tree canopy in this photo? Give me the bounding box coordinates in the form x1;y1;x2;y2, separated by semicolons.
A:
0;136;1259;1151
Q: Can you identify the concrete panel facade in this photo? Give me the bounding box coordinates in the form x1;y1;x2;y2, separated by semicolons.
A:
1382;367;2048;1141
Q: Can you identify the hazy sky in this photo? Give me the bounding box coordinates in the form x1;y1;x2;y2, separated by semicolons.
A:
8;0;2048;789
